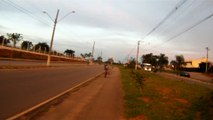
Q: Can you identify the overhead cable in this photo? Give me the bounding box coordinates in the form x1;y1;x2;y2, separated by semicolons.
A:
2;0;50;26
146;12;213;51
142;0;188;40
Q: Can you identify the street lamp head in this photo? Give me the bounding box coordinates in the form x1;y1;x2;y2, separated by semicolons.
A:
43;11;55;22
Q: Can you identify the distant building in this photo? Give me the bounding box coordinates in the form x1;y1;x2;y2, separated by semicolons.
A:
183;57;212;72
184;57;207;68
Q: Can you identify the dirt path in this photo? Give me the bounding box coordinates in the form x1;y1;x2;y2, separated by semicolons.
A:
38;67;124;120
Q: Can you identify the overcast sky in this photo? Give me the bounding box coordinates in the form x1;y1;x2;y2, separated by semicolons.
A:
0;0;213;62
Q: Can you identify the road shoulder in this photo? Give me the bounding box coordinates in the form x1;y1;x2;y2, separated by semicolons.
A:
38;67;124;120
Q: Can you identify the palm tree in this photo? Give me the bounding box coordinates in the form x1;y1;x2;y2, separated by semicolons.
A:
7;33;23;48
64;49;75;57
81;52;92;58
170;60;178;71
0;35;10;46
175;55;185;70
21;41;33;50
33;42;49;53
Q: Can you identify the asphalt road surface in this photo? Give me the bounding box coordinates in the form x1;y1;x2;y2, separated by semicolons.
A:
0;65;103;119
157;72;213;89
189;72;213;82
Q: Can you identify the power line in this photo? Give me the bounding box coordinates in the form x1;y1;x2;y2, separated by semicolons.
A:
142;0;188;40
18;0;54;24
125;45;136;62
167;13;213;42
1;0;78;49
145;12;213;52
17;0;79;39
149;0;197;42
2;0;50;26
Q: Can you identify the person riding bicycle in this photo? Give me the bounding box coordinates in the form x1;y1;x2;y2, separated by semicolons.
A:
104;63;109;78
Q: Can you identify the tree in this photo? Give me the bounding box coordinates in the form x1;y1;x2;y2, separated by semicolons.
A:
127;57;136;69
158;53;169;69
81;52;92;58
107;57;114;65
21;41;33;50
96;56;103;64
175;55;185;70
7;33;23;48
33;42;49;53
0;35;10;46
142;53;158;66
170;60;178;71
64;49;75;57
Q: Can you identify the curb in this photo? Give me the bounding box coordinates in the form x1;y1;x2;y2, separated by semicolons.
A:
6;72;103;120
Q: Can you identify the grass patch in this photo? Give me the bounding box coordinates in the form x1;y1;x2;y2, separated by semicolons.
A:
120;67;213;120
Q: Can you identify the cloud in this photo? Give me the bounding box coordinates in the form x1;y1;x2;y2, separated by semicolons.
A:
1;0;213;62
0;24;10;34
57;1;153;33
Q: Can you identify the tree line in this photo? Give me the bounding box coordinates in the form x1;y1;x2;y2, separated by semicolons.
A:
0;33;75;57
0;33;107;63
127;52;185;71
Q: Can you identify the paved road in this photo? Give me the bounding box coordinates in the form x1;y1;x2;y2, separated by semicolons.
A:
157;72;213;89
189;72;213;82
0;65;103;119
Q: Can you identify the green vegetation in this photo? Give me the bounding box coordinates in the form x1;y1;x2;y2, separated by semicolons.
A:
7;33;23;48
1;33;75;58
186;91;213;120
142;53;168;68
120;67;213;120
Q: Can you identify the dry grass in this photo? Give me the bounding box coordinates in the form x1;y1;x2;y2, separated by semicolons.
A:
120;67;213;120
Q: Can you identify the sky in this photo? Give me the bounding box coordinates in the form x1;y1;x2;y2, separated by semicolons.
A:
0;0;213;63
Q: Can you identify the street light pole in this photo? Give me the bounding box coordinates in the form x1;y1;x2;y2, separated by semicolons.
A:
135;41;140;70
91;41;95;57
90;41;95;65
44;9;75;66
46;9;59;66
2;37;5;46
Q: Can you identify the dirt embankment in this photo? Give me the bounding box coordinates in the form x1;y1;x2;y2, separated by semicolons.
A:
0;47;83;63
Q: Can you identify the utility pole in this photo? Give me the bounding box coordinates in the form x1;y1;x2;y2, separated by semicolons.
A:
2;37;5;46
90;41;95;65
46;9;59;66
39;46;41;53
92;41;95;58
135;41;140;70
27;42;29;51
206;47;209;72
44;9;75;66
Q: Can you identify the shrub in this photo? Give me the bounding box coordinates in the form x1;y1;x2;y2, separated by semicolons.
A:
131;70;144;90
